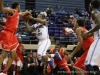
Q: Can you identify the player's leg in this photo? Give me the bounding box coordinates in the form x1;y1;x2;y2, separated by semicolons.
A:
2;50;17;74
74;52;88;75
0;50;7;71
74;67;85;75
37;39;54;68
37;39;61;68
37;39;51;60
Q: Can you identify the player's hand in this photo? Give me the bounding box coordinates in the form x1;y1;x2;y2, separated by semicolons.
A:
25;11;31;15
68;54;73;59
28;15;33;19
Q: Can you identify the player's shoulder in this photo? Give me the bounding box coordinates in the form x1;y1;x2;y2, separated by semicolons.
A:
76;27;83;35
76;27;82;31
91;10;100;17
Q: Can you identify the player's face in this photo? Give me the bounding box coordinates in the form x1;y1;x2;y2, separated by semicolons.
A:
37;14;43;19
55;45;60;50
73;21;78;30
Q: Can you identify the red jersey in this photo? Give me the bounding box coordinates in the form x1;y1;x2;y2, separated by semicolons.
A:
81;27;94;51
16;44;24;62
51;48;65;61
5;9;19;33
51;48;69;69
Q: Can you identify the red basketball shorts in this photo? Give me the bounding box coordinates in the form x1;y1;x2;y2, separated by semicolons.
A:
0;30;19;51
74;51;88;71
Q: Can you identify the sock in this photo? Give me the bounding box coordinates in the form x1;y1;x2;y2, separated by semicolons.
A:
47;58;51;61
51;54;54;57
3;69;8;74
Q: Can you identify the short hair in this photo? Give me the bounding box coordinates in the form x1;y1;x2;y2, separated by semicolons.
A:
11;2;19;9
76;19;85;27
56;43;61;47
91;0;100;9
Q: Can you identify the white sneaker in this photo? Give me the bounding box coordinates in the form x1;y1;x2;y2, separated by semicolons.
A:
0;73;7;75
0;73;3;75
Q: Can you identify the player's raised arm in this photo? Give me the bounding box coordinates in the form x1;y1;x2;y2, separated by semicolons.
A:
24;21;35;32
30;14;47;25
0;0;14;14
19;11;31;17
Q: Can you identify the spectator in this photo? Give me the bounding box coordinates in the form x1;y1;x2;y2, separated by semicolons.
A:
31;9;37;18
58;7;66;14
46;5;53;17
74;8;82;16
23;53;34;75
73;10;79;18
32;53;43;75
40;9;47;18
31;9;37;24
83;15;89;21
62;15;69;24
5;3;10;9
69;15;75;24
55;14;63;24
81;8;89;16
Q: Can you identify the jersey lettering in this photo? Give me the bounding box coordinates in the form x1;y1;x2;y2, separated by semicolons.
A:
38;29;42;36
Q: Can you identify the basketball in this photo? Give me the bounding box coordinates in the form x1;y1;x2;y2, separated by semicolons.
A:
22;15;30;21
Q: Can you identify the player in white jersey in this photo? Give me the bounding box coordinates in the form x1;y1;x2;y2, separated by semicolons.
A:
24;14;62;69
83;0;100;75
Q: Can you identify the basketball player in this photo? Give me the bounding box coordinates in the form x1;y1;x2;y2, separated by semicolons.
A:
83;0;100;75
50;43;71;75
0;0;30;75
69;19;94;75
24;14;62;68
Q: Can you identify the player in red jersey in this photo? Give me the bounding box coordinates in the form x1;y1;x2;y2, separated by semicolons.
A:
69;19;94;75
14;37;24;75
0;0;30;75
46;43;71;75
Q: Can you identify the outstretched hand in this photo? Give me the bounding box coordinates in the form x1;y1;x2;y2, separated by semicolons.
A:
68;54;73;59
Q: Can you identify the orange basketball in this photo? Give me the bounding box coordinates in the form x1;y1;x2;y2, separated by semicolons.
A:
23;15;30;21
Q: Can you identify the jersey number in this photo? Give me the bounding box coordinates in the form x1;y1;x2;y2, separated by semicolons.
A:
38;29;42;36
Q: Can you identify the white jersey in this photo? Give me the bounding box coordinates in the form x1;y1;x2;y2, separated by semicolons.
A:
34;23;49;40
91;20;100;39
